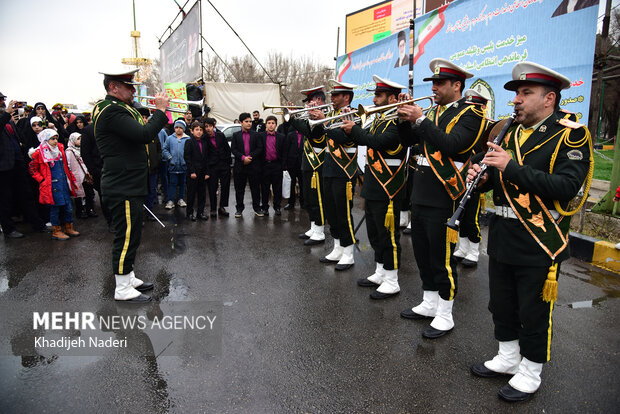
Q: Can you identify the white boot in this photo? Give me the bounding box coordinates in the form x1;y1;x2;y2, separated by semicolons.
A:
463;241;480;264
335;244;354;270
114;274;142;301
484;340;521;374
399;211;409;228
323;239;343;261
128;271;144;288
367;262;385;285
429;297;454;331
411;291;439;317
305;221;315;238
508;357;543;394
453;237;468;259
309;223;325;241
376;269;400;294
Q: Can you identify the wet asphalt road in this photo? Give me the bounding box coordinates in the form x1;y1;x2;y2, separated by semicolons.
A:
0;192;619;413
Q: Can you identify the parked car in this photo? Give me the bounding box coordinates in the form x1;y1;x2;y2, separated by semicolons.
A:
215;124;241;146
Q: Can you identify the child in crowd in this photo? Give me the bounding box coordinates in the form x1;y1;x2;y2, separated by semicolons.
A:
65;132;90;219
184;121;210;221
29;129;80;240
163;119;190;209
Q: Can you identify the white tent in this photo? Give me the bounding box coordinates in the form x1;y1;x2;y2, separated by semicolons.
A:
204;82;282;124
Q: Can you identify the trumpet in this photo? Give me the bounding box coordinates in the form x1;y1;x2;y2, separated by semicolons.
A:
283;103;333;122
359;96;434;121
136;95;204;113
307;107;365;130
262;102;304;111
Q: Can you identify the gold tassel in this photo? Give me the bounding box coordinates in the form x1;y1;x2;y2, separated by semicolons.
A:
384;200;394;231
542;263;558;302
346;181;353;201
311;171;317;189
447;227;459;244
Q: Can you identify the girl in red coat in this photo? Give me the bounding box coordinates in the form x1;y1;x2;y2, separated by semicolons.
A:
29;129;80;240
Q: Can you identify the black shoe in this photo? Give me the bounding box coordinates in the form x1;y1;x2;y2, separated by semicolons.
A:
235;210;243;218
461;258;478;268
262;209;269;216
283;204;294;210
135;282;154;292
210;211;217;218
304;238;324;246
470;363;512;378
254;210;265;217
298;233;311;240
197;214;209;221
423;326;452;339
4;230;24;239
320;256;339;264
402;227;412;235
87;209;98;218
274;209;281;216
400;308;432;320
370;290;399;300
115;294;152;303
218;208;229;217
498;384;534;403
335;263;353;271
357;278;379;287
187;213;196;221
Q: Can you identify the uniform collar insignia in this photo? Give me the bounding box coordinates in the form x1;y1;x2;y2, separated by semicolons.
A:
539;125;547;132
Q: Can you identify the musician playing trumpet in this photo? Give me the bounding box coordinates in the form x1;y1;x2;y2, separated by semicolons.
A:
467;62;592;403
340;75;408;299
395;58;487;338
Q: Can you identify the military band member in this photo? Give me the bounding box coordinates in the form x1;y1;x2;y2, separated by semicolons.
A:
311;80;358;270
452;88;493;267
396;59;487;338
343;75;408;299
468;62;592;402
93;69;169;303
289;86;328;246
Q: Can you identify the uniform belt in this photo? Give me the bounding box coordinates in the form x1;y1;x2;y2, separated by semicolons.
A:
496;205;560;220
325;146;356;154
384;158;402;166
312;147;322;153
417;155;463;169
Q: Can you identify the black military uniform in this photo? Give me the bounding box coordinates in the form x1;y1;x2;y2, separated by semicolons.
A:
351;75;408;299
283;127;304;209
289;86;327;245
398;59;486;338
470;62;592;402
93;69;168;302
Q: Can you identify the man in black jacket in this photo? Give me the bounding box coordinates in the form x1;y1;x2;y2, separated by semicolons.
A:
231;112;264;217
81;122;111;228
0;93;46;238
204;118;231;218
283;125;304;210
259;116;286;215
184;121;210;221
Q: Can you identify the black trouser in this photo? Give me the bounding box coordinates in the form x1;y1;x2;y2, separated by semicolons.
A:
261;162;283;210
92;172;111;224
233;166;261;212
365;199;401;270
411;205;458;300
323;176;356;247
458;190;482;243
287;167;303;207
399;167;414;212
301;168;324;225
186;170;208;216
488;257;558;363
0;162;45;233
208;165;231;211
83;182;95;211
104;195;144;275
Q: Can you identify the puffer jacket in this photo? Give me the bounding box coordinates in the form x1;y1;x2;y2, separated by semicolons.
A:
162;134;189;173
29;143;77;204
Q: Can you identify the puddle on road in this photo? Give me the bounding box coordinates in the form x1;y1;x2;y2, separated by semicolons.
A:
153;270;189;302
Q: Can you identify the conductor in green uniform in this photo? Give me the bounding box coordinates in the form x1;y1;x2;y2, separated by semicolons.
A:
467;62;592;402
92;69;170;303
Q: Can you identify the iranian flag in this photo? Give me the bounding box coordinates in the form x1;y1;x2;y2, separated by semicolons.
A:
337;53;352;81
413;4;449;65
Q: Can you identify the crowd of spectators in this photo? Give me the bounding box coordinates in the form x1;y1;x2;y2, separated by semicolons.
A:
1;93;305;239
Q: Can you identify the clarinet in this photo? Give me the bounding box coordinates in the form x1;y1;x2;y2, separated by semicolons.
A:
447;112;517;230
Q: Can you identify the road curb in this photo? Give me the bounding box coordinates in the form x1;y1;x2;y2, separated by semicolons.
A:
569;232;620;274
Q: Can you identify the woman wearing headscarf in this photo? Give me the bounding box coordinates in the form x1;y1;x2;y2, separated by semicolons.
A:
21;103;69;149
65;132;94;219
29;129;80;240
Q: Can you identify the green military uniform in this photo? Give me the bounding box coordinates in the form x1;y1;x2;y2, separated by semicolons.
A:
93;95;168;276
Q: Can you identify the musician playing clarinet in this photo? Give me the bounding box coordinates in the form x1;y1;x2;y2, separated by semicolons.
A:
396;58;487;339
467;62;592;403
